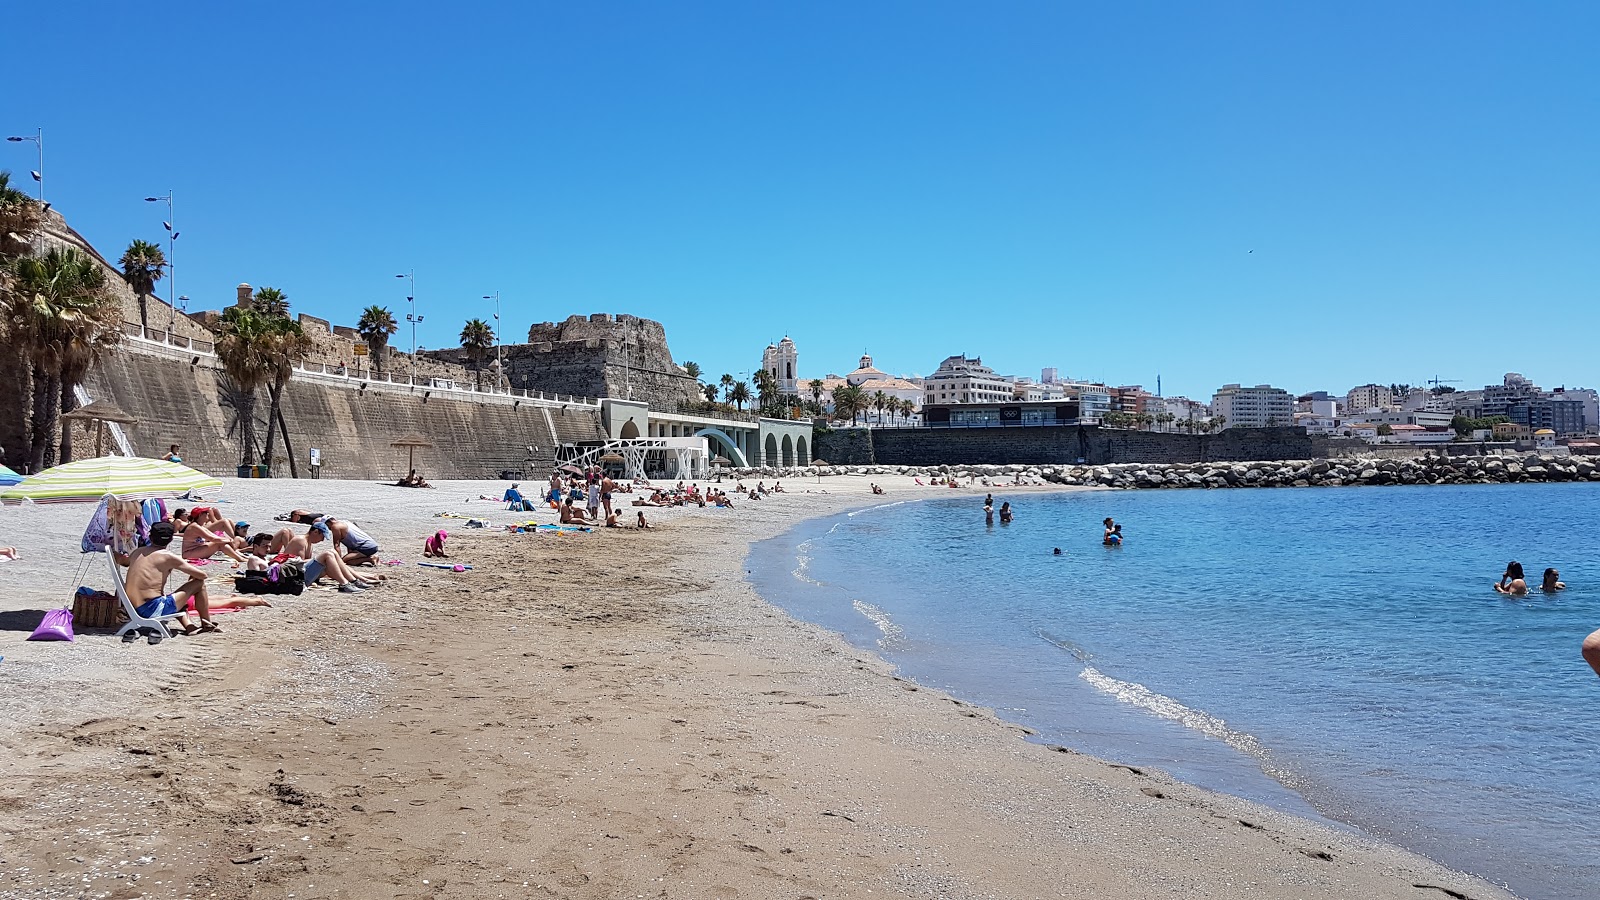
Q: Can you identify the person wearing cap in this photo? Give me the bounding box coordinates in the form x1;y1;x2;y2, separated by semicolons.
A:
284;523;380;593
179;507;246;564
124;521;218;635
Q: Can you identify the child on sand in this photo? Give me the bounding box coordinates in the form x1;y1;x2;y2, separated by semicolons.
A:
423;530;448;558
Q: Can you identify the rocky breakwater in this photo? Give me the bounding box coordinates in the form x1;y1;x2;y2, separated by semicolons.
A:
730;455;1600;489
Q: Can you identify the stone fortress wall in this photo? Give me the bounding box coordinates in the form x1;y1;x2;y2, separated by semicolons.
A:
813;425;1329;467
424;313;704;409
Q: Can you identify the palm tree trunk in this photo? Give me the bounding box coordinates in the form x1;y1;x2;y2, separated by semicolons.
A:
138;293;149;334
276;405;299;478
239;390;258;468
35;371;62;470
29;365;51;472
59;380;78;463
262;382;282;469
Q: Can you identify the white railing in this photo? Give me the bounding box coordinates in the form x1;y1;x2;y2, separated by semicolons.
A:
119;327;601;409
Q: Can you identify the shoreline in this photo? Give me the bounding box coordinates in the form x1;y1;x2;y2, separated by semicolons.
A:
0;476;1515;898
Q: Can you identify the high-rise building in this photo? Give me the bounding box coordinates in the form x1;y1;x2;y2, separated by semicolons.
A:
1212;384;1295;428
760;337;798;394
1041;367;1060;384
1345;384;1394;414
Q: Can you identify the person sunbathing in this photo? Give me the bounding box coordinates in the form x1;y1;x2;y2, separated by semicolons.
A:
273;509;325;525
124;522;217;635
0;547;16;561
397;469;433;488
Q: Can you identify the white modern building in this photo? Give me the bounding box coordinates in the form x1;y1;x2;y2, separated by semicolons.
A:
923;355;1013;405
760;337;799;395
1162;396;1212;429
1211;384;1295;428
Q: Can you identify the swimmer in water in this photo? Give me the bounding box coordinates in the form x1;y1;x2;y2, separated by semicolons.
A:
1102;517;1116;543
984;504;994;526
999;501;1013;524
1584;629;1600;678
1541;568;1566;592
1494;561;1528;596
1052;547;1063;556
1104;523;1123;546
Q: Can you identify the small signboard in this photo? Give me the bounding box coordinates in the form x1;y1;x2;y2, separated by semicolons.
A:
309;448;322;479
352;344;368;356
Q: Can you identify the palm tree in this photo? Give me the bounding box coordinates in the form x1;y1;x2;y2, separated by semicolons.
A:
809;378;824;407
260;316;313;474
872;390;889;426
683;361;701;379
832;384;866;426
4;248;119;469
702;382;718;403
118;239;166;334
901;398;917;424
216;306;275;467
719;373;735;402
729;380;751;411
252;286;291;318
753;368;776;413
0;170;42;260
357;305;399;376
459;318;495;390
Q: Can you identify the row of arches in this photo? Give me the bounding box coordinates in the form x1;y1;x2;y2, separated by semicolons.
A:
762;433;809;467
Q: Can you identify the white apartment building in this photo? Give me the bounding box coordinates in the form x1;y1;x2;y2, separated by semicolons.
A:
1162;396;1212;428
1012;379;1066;402
1058;382;1112;419
923;355;1013;405
1296;398;1338;418
1345;383;1394;415
1211;384;1295;428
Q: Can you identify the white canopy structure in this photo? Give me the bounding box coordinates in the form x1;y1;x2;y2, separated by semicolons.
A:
557;438;710;480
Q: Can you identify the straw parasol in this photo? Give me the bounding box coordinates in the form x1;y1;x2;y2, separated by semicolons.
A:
710;455;732;467
61;399;138;458
0;456;221;505
389;434;433;474
599;451;626;464
810;458;829;482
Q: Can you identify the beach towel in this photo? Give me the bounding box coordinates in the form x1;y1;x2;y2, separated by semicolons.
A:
81;496;148;555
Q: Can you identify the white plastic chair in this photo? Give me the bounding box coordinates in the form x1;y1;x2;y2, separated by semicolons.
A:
104;547;187;639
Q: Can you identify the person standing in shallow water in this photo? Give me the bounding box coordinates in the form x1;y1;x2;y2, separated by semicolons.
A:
1495;561;1528;595
998;501;1013;524
1542;569;1566;592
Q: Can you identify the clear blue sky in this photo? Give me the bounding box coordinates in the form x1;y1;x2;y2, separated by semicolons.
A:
11;1;1598;399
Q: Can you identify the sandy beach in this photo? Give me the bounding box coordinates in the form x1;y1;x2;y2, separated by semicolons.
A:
0;474;1512;899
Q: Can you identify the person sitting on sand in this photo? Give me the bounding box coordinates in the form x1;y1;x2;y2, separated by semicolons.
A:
164;443;183;463
871;483;885;495
1495;561;1528;596
636;510;652;529
124;522;218;636
1585;629;1600;678
423;530;448;558
176;508;246;564
397;469;433;488
0;547;17;561
285;524;379;593
1542;568;1566;592
318;518;382;566
772;481;784;493
605;510;621;528
999;501;1013;524
242;533;273;573
560;498;586;525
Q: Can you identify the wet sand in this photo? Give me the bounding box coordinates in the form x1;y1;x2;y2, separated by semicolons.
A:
0;476;1512;898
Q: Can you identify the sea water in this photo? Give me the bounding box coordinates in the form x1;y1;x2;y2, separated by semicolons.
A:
749;483;1600;900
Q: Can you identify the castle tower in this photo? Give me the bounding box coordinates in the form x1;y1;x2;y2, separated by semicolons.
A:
762;337;798;394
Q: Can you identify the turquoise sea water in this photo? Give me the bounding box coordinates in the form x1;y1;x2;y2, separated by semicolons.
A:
749;484;1600;900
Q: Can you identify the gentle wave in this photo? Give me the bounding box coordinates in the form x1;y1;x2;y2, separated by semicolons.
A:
1077;664;1268;761
852;599;904;648
846;497;923;518
792;538;824;586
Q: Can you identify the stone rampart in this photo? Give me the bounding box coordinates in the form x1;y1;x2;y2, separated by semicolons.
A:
815;425;1326;467
36;351;597;479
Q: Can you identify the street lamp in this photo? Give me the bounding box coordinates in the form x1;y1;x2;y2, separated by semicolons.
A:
397;271;419;386
145;193;179;340
6;128;43;200
482;291;501;391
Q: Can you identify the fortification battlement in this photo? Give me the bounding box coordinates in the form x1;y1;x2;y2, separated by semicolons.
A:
525;314;678;366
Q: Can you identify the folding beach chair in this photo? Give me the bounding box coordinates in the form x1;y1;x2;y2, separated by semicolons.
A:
104;547;187;639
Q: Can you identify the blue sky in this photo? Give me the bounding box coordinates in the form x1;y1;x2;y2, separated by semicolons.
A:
10;1;1598;399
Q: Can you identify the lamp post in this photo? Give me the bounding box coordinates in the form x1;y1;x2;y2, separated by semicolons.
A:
396;271;420;386
5;128;43;200
482;291;501;391
145;193;179;340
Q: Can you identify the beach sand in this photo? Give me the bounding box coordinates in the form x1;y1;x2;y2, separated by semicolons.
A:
0;475;1511;899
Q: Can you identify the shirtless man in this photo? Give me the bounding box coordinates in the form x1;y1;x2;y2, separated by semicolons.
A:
291;524;379;592
124;522;217;635
1583;629;1600;678
560;498;587;525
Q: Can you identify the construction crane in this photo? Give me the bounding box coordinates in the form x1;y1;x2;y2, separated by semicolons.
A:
1426;376;1463;389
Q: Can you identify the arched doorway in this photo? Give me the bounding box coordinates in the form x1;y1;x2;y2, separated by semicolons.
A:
796;434;809;465
764;433;778;467
781;434;794;467
620;419;641;439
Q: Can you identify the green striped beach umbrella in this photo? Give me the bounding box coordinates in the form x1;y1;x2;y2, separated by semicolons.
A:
0;456;223;505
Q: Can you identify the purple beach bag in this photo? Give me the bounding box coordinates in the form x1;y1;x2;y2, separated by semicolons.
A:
28;608;76;642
